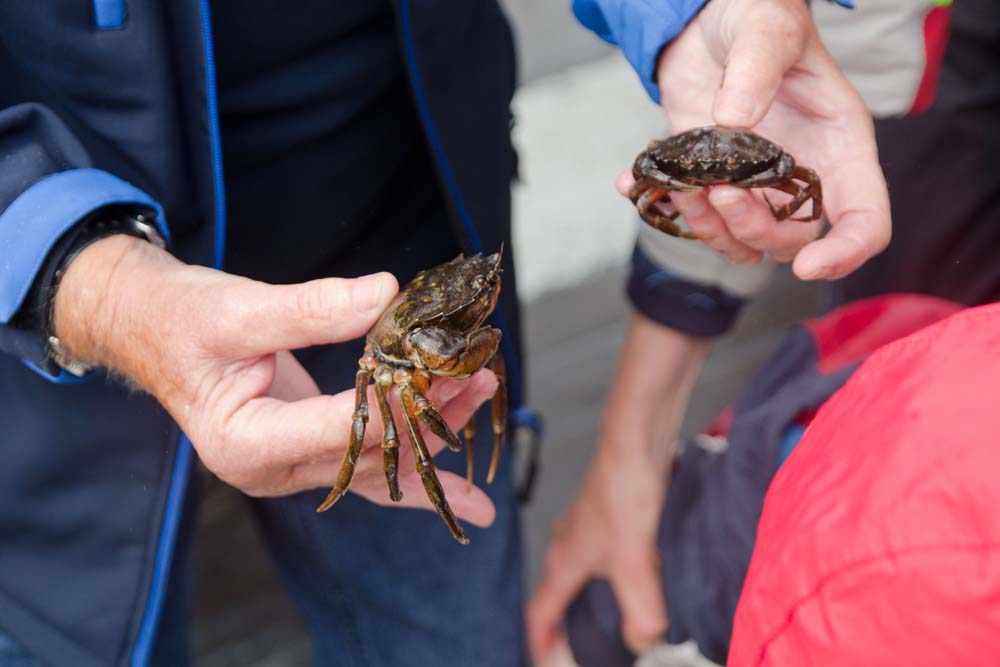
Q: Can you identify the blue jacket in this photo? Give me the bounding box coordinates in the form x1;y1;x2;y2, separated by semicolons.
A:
0;2;525;665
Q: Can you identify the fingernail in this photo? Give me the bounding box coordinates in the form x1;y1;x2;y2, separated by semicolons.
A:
799;264;832;280
714;89;756;127
351;274;387;312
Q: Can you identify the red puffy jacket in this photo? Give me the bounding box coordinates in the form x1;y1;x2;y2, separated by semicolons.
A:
730;301;1000;665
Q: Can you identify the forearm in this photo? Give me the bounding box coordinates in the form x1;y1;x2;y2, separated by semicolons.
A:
593;312;709;474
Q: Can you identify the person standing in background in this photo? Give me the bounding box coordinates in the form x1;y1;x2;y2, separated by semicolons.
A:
530;0;1000;664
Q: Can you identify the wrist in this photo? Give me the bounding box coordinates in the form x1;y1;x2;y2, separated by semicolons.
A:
53;234;181;379
600;315;708;438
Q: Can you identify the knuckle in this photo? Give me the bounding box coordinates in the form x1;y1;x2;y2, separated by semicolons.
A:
729;221;767;246
292;281;347;337
768;10;803;38
733;249;766;265
761;1;809;35
771;247;799;263
696;232;724;252
294;281;333;319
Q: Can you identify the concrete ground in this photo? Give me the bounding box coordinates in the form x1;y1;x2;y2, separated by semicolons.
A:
191;3;819;664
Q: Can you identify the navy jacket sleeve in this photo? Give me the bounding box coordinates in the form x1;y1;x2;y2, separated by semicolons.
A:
0;103;168;382
627;244;746;337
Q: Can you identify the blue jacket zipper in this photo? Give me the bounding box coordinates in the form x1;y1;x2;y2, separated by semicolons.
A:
397;0;527;411
130;0;227;663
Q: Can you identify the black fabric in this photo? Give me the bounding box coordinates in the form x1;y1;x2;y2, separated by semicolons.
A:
0;104;91;212
831;0;1000;310
0;362;180;667
626;246;745;337
0;4;202;241
211;0;426;283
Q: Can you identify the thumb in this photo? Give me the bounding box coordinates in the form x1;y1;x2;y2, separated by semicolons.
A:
609;549;668;654
215;272;399;356
713;4;810;127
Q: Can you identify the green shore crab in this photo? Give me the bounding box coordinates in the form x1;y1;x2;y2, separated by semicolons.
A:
316;251;507;544
629;126;823;238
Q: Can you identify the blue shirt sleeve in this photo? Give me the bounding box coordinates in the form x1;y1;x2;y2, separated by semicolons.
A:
0;103;168;383
572;0;709;103
572;0;855;103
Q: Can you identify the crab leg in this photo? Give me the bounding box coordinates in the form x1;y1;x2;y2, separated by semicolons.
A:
412;389;470;488
759;170;823;222
631;153;701;193
461;421;476;491
634;186;700;239
790;166;823;221
486;352;507;485
411;384;463;453
399;379;469;544
733;160;823;222
627;178;652;205
316;354;376;512
374;368;403;502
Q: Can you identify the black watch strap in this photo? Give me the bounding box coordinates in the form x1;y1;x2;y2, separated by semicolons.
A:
14;206;166;376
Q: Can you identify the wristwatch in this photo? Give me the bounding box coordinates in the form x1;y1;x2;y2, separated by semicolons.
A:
45;210;167;377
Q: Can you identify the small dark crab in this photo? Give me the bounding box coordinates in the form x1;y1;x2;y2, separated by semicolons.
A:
316;251;507;544
628;126;823;239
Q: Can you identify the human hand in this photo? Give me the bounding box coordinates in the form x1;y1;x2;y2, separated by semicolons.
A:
619;0;890;279
528;450;670;660
53;235;498;525
527;316;709;661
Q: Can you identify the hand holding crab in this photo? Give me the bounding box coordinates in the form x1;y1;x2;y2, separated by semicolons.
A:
50;236;498;534
619;0;890;279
